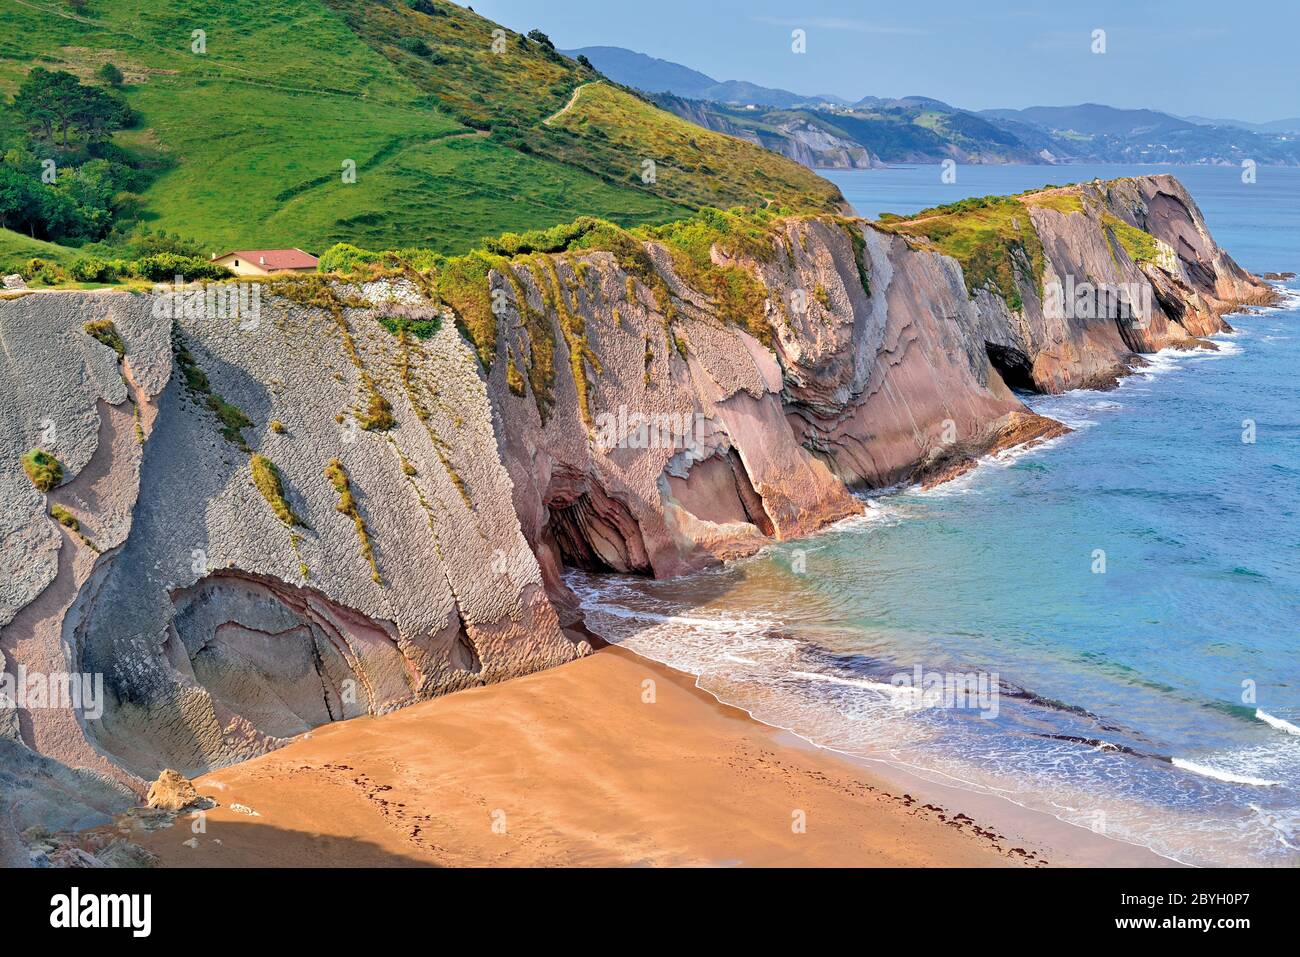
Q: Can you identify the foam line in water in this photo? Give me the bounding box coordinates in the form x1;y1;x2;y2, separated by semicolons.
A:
1170;757;1283;787
789;669;921;702
1257;709;1300;736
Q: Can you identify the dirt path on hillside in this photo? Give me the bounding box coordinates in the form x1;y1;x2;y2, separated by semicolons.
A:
543;81;599;126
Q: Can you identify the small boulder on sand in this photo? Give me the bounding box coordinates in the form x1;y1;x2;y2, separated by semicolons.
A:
146;769;201;812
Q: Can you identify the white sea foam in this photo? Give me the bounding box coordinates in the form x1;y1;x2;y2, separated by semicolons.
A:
1026;388;1112;429
1257;709;1300;736
829;498;905;529
1266;285;1300;310
1132;347;1186;378
1171;758;1282;787
1247;803;1300;850
789;669;919;701
1193;338;1242;359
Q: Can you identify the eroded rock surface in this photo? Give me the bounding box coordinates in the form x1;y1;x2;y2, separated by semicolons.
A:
0;175;1273;847
145;769;201;812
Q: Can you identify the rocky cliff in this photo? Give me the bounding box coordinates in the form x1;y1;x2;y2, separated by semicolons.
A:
0;175;1273;862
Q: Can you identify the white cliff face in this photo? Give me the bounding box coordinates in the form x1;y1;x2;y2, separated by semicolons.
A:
0;281;583;852
0;177;1272;847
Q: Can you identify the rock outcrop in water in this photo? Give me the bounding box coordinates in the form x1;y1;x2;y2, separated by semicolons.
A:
0;175;1273;860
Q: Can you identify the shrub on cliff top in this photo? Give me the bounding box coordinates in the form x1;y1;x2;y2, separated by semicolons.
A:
70;258;125;284
636;206;782;265
317;243;442;276
23;258;67;285
480;217;605;257
131;253;231;283
433;249;508;363
21;449;63;492
317;243;377;274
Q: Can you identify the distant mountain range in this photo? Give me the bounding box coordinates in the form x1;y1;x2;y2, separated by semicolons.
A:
563;46;849;110
567;45;1300;169
1181;115;1300;135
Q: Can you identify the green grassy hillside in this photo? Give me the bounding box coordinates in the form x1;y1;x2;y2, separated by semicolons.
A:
0;0;841;265
0;225;74;268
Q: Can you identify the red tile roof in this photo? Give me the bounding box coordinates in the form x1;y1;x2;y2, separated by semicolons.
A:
217;248;318;270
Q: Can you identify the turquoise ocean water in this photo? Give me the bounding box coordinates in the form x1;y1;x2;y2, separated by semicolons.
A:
572;165;1300;866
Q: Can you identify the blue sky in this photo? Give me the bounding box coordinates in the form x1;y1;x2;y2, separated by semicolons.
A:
469;0;1298;122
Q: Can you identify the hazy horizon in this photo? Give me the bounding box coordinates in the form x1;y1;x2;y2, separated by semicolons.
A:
471;0;1298;124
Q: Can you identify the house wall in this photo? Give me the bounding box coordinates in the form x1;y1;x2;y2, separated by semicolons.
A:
213;257;270;278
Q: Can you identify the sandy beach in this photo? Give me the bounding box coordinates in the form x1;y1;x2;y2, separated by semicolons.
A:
112;647;1069;867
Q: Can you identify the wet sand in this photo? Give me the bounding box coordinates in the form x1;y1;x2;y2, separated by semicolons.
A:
128;647;1153;867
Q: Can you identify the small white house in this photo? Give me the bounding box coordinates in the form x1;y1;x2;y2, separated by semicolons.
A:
212;248;319;277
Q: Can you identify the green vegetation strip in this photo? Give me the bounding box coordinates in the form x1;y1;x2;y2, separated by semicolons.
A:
325;458;382;585
316;205;794;425
1101;213;1162;264
250;454;303;527
84;320;125;359
174;336;253;450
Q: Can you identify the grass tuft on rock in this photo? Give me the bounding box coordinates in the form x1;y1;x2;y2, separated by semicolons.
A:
84;320;126;359
506;358;526;397
49;502;99;551
325;458;382;584
22;449;63;492
50;503;79;531
174;337;253;449
356;382;396;431
250;454;303;527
